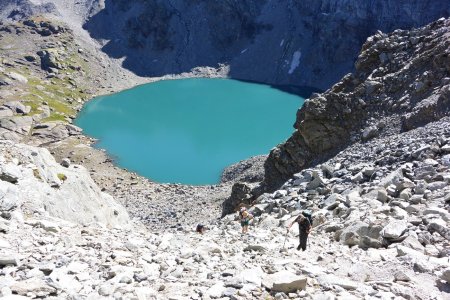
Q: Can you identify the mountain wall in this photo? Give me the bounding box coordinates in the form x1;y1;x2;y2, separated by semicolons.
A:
262;17;450;191
83;0;450;89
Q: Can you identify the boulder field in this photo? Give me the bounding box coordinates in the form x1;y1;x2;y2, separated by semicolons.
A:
0;117;449;299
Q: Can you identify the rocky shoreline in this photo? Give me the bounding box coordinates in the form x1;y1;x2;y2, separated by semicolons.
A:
0;14;243;231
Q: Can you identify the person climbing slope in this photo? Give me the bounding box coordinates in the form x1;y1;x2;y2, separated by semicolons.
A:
196;224;206;234
287;212;312;251
239;209;253;234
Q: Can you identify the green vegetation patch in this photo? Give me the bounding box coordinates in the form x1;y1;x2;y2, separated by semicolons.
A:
57;173;67;181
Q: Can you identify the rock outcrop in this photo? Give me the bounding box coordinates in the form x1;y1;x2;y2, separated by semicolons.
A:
263;17;450;191
0;140;129;228
0;0;56;21
83;0;450;89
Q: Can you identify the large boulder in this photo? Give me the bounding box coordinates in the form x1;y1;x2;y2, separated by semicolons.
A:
3;101;31;115
339;221;383;248
0;141;129;228
381;220;408;241
441;268;450;283
263;271;307;293
221;182;256;217
0;116;33;135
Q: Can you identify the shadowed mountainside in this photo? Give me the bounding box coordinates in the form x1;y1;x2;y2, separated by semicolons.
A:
84;0;450;90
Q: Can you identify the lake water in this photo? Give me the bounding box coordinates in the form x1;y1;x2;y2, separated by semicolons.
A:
75;78;305;185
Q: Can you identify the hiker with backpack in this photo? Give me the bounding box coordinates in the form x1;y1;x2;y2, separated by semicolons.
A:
239;207;253;234
196;224;206;234
287;211;312;251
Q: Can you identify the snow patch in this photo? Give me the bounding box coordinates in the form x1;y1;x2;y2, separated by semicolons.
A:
288;50;302;74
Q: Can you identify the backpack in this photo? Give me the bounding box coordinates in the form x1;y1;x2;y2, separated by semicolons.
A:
239;207;247;218
302;210;313;226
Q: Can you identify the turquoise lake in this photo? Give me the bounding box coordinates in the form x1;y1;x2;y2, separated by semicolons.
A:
75;78;305;185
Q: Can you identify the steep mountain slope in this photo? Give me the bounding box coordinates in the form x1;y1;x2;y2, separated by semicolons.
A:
83;0;449;89
262;17;450;192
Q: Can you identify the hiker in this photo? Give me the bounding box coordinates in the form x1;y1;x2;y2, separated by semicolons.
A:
239;210;253;234
287;212;311;251
196;224;206;234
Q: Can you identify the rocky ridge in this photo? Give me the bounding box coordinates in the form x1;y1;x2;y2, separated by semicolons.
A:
82;0;450;89
261;17;450;193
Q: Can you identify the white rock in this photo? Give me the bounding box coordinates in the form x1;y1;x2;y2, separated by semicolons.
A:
206;282;226;298
0;141;130;228
36;220;60;233
7;72;28;84
263;270;307;293
239;268;263;286
424;207;450;221
10;278;56;297
381;220;407;239
317;274;358;290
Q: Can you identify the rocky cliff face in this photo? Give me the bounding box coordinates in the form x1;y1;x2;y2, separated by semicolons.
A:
83;0;450;89
263;18;450;191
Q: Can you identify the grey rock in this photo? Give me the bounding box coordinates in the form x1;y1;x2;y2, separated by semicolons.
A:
428;218;450;241
7;72;28;84
61;158;71;168
0;254;18;266
0;107;13;118
440;268;450;283
351;172;364;183
394;271;411;282
35;220;60;233
317;274;358;290
362;166;376;177
399;188;412;201
0;163;21;184
306;171;326;190
409;195;423;204
362;126;379;141
427;181;447;191
400;236;424;252
381;220;408;240
377;189;388;203
263;271;307;293
414;181;427;194
441;154;450;167
11;278;56;297
4;101;31;115
414;166;436;181
381;168;404;188
339;221;383;248
322;193;344;210
243;245;267;253
424;208;450;221
0;116;33;135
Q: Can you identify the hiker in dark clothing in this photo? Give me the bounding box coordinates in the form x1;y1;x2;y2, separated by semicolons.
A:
196;224;206;234
287;214;311;251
